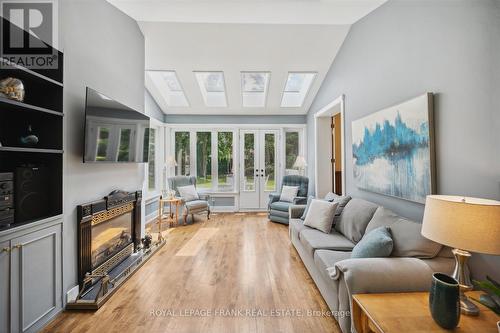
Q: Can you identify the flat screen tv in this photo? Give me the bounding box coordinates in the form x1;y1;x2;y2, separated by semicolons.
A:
83;87;151;163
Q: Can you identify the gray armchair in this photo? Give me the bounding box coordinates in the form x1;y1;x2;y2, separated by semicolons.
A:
167;176;210;224
268;175;309;224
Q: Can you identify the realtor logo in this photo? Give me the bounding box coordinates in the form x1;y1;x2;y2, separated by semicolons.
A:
0;0;58;69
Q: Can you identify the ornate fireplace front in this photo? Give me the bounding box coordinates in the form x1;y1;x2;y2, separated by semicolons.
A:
77;190;142;287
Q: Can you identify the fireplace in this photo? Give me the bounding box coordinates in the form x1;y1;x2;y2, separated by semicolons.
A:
77;190;142;287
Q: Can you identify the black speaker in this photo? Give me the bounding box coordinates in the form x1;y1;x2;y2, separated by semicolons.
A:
15;166;49;223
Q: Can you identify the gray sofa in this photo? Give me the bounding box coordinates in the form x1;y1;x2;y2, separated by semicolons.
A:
289;196;455;333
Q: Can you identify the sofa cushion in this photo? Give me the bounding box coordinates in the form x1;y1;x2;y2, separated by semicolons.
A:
304;199;338;233
351;226;393;258
269;209;289;218
299;228;355;257
334;198;378;243
331;195;352;225
314;249;351;285
185;200;208;210
270;201;291;212
365;207;442;258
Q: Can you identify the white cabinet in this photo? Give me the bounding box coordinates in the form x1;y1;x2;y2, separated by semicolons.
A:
0;218;62;333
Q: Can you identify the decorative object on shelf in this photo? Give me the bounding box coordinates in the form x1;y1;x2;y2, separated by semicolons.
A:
429;272;460;329
472;276;500;315
0;77;25;102
292;155;307;176
351;93;435;203
422;195;500;316
19;125;39;146
141;233;152;250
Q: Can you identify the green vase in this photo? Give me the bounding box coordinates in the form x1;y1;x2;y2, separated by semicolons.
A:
429;273;460;329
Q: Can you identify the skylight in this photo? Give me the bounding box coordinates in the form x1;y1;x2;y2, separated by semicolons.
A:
281;72;317;107
146;71;189;107
194;71;227;107
241;72;270;107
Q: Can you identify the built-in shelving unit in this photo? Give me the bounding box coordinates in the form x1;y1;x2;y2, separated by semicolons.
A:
0;18;64;229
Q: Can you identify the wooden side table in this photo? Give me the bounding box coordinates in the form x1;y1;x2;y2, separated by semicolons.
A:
157;197;182;242
352;291;498;333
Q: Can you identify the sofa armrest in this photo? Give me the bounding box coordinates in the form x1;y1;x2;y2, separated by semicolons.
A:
329;257;454;294
268;193;281;206
293;196;307;205
289;205;306;219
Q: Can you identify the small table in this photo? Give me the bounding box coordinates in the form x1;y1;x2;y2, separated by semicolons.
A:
157;197;182;242
352;291;498;333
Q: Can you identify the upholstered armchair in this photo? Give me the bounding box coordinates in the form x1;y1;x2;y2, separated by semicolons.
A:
268;175;309;224
167;176;210;224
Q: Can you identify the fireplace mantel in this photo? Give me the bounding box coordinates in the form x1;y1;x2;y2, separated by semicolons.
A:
77;190;142;287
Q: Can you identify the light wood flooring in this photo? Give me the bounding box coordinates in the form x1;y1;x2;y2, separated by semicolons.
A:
42;213;340;333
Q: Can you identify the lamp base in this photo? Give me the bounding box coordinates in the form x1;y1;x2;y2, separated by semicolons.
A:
451;248;479;316
459;293;479;316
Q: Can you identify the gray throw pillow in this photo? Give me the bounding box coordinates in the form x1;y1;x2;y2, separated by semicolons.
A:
303;199;338;233
280;185;299;203
351;226;393;258
366;207;442;258
300;196;314;220
335;198;378;243
177;185;199;202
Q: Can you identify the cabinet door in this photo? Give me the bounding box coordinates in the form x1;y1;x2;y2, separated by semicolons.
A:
10;224;62;333
0;240;10;333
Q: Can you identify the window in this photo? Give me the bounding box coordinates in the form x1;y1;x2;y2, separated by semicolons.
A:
217;132;234;191
285;131;299;169
243;133;255;191
148;128;156;190
241;72;270;107
194;72;227;107
175;131;190;176
196;132;212;189
146;71;189;107
281;72;316;107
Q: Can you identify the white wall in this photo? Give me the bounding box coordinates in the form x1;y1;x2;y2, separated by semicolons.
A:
60;0;145;297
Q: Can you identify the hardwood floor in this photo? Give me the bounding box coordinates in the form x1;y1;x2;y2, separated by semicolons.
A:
42;213;340;333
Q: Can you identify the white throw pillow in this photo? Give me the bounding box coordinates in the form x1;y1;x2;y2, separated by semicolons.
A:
177;185;199;202
280;185;299;203
304;199;339;233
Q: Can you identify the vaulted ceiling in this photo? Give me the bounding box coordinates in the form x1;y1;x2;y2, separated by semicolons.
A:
107;0;387;115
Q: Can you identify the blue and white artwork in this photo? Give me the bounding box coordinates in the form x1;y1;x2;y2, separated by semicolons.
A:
352;94;434;203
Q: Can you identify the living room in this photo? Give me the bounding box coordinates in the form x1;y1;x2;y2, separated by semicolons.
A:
0;0;499;332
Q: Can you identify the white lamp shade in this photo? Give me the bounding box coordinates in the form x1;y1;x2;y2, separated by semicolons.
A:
421;195;500;255
293;156;307;169
165;156;177;167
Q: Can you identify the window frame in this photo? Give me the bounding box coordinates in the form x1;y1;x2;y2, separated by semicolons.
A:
146;118;164;199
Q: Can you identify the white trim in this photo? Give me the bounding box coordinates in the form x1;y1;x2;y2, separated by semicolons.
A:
314;94;346;197
164;123;306;130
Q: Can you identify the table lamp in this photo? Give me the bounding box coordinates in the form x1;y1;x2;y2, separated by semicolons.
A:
293;156;307;176
421;195;500;315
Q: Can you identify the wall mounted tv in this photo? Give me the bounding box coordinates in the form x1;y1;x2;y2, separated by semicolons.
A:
84;87;151;163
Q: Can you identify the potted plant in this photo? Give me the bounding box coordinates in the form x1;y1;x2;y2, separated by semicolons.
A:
472;276;500;332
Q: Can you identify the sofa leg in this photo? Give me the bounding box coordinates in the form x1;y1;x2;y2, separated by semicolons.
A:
207;209;210;220
184;214;187;225
191;214;194;223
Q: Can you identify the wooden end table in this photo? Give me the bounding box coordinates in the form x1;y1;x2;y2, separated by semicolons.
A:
157;197;182;242
352;291;498;333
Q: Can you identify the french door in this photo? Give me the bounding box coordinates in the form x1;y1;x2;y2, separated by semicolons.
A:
239;130;279;210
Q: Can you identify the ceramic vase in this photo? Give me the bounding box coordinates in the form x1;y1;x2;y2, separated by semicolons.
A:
429;273;460;329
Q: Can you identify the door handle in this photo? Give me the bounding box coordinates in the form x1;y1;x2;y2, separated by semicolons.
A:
1;247;10;253
13;244;22;250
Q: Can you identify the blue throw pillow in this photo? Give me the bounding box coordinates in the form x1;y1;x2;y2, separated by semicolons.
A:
351;226;393;258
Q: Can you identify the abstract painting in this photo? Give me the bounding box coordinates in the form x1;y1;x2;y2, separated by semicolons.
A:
351;93;435;203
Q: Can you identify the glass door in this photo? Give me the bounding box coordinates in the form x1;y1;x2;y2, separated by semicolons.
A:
239;130;280;210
